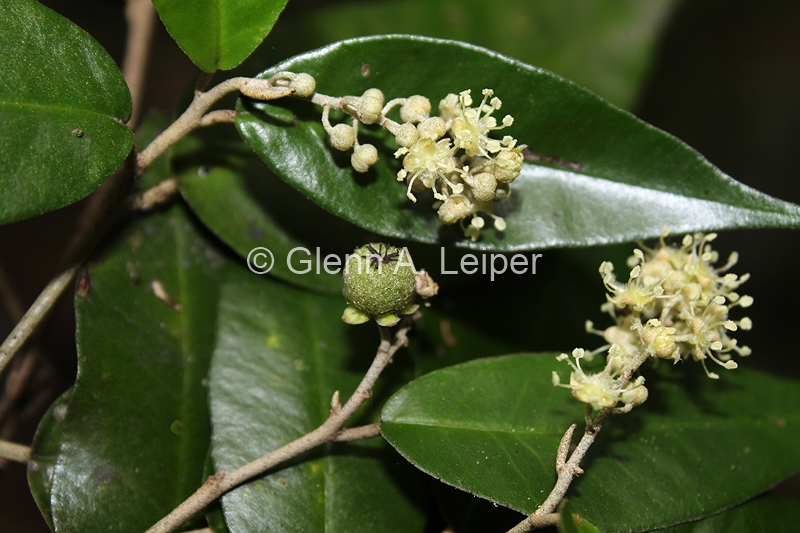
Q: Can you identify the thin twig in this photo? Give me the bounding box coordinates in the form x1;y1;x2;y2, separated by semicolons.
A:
506;365;637;533
122;0;156;128
199;109;237;127
0;73;294;375
126;178;180;211
145;322;412;533
334;423;381;442
137;77;293;172
0;151;138;375
505;513;560;532
0;439;31;463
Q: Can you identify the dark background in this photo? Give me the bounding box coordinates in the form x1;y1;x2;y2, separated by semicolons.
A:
1;0;799;530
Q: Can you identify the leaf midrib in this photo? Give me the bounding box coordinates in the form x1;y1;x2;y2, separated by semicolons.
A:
0;99;128;122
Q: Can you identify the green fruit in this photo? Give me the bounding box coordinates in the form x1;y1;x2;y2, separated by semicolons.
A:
343;243;416;320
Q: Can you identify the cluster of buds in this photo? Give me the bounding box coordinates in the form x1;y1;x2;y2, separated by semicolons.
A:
310;82;525;241
553;230;753;411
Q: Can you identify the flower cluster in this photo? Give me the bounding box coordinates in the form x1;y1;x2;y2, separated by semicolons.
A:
316;86;525;241
553;230;753;411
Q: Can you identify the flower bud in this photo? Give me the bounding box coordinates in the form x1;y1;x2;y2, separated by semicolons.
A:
620;383;648;406
329;123;355;151
394;123;419;148
438;93;459;122
362;88;385;107
357;94;383;124
437;195;472;224
464;172;497;203
289;73;316;97
494;148;523;183
400;95;431;123
351;144;378;173
417;117;447;140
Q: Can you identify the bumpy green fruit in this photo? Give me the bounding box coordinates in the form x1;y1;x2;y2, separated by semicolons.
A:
343;244;416;321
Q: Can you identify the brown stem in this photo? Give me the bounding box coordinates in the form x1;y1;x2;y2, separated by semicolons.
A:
122;0;156;128
505;376;630;532
144;323;411;533
0;439;31;463
0;151;138;374
137;77;292;172
126;178;180;211
334;423;382;442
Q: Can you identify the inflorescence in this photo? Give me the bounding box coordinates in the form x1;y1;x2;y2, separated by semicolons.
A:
553;230;753;411
271;72;527;241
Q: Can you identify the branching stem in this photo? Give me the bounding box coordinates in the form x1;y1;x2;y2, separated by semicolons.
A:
137;77;292;172
144;322;411;533
505;353;647;533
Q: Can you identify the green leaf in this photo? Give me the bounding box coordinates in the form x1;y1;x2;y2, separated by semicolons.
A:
381;354;800;532
27;388;74;531
38;203;225;532
272;0;678;109
179;163;354;294
209;265;427;533
237;36;800;251
0;0;133;225
151;0;290;72
660;495;799;532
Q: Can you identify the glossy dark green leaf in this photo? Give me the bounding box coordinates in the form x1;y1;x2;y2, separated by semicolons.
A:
273;0;678;109
237;36;800;251
381;354;800;532
173;125;381;294
209;265;427;533
27;388;73;531
151;0;290;71
661;495;798;532
179;164;345;294
0;0;133;225
40;204;225;532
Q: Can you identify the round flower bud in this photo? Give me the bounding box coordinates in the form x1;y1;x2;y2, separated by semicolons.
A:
329;123;355;151
620;382;648;406
400;95;431;123
417;117;447;140
494;149;523;183
464;172;497;203
289;73;316;97
351;144;378;173
356;95;382;124
437;195;472;225
494;183;510;200
394;123;419;148
438;93;459;122
343;244;416;318
362;88;385;107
